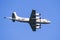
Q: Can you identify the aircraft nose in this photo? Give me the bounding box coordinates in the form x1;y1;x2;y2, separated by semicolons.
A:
48;20;51;23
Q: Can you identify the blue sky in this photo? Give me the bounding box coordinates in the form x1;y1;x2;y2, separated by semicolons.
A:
0;0;60;40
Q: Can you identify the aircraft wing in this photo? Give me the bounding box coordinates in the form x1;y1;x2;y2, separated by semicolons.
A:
29;10;36;31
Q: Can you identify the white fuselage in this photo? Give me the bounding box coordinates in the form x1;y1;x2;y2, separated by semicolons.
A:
14;17;50;24
4;11;51;31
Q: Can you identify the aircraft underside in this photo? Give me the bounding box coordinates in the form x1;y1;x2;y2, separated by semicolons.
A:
4;9;51;31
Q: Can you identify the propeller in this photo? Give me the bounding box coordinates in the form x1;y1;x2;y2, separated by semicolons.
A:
40;15;41;28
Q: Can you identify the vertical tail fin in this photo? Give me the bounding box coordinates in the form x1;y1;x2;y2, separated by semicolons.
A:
4;12;19;22
12;12;17;22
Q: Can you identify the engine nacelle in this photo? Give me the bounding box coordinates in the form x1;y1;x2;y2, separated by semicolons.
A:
36;26;40;29
36;16;40;19
36;23;40;26
36;23;41;29
36;13;40;16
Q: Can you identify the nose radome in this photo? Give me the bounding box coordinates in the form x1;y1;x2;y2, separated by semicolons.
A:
48;20;51;23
